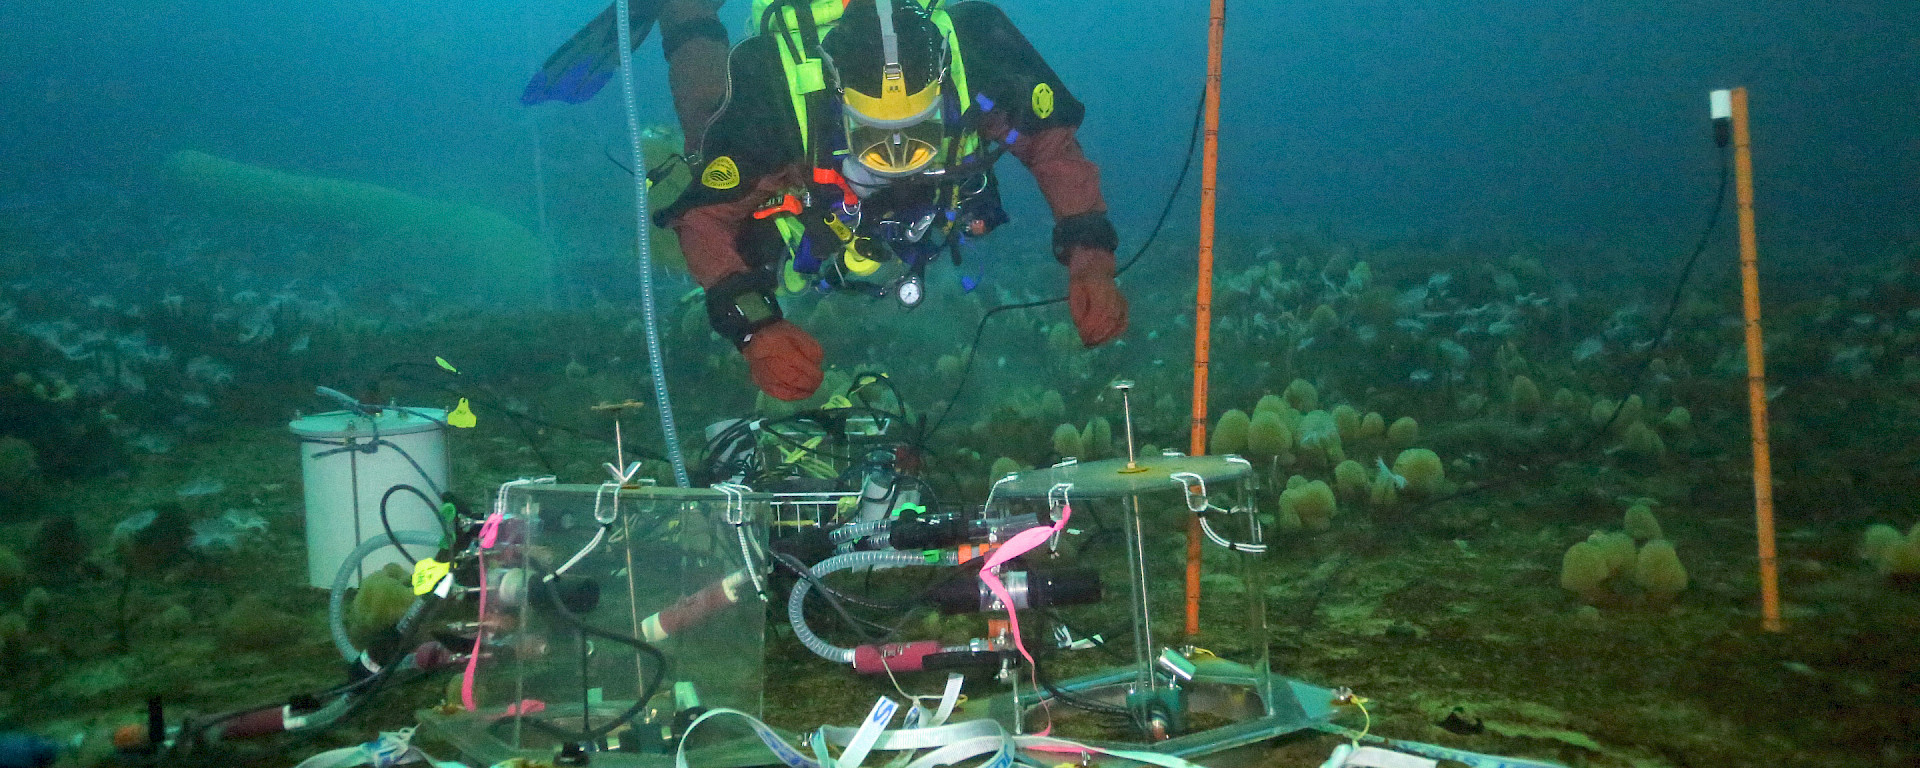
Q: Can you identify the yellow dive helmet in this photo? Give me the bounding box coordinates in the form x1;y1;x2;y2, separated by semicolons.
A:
829;0;948;178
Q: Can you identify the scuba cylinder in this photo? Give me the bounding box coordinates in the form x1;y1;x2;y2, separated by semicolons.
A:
853;465;896;523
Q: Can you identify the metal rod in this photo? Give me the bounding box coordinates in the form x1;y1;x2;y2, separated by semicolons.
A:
1114;380;1139;469
1125;495;1156;693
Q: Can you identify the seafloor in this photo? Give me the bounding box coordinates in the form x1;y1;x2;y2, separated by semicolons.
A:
2;210;1917;767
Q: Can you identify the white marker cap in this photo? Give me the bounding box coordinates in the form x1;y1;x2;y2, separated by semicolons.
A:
1710;89;1732;120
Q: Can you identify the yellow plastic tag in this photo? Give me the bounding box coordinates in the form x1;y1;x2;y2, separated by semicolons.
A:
448;397;476;428
412;558;452;596
702;156;741;189
1031;82;1055;119
434;356;459;374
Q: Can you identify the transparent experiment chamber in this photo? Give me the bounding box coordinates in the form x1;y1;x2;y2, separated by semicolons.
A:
976;455;1336;756
420;484;772;766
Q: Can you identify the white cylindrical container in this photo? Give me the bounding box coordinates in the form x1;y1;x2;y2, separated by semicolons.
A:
290;407;450;588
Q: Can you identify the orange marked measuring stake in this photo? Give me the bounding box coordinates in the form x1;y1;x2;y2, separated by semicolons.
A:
1185;0;1227;639
1715;87;1782;633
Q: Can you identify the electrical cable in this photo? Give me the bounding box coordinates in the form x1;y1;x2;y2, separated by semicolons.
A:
1407;146;1733;514
773;552;897;640
492;560;670;743
1026;614;1131;719
378;365;665;470
927;83;1208;437
379;483;443;565
754;405;916;464
168;590;451;757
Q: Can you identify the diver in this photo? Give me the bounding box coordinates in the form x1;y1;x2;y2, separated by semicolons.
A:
526;0;1128;401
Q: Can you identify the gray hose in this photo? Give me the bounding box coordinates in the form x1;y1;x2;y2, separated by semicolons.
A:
787;549;959;664
830;514;1046;548
330;531;441;662
614;0;690;487
828;520;889;545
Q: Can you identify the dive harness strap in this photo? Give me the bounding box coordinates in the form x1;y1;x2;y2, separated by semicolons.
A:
707;270;786;349
1052;211;1118;264
789;0;842;171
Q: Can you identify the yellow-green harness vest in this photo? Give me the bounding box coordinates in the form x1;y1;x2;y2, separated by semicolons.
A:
748;0;984;293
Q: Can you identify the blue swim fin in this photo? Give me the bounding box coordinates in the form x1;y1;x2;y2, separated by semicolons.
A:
521;0;667;105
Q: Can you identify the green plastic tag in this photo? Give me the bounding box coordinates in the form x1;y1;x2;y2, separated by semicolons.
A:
438;503;458;542
923;550;940;563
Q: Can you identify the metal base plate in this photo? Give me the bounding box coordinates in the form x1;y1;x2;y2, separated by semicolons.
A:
961;666;1340;762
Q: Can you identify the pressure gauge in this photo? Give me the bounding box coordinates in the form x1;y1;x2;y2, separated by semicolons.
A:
896;275;924;308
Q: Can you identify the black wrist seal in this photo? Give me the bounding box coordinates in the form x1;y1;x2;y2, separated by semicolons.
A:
706;270;783;349
1052;212;1118;264
661;17;729;60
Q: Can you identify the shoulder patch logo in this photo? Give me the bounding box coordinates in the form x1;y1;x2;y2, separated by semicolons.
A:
1031;83;1055;120
701;156;740;189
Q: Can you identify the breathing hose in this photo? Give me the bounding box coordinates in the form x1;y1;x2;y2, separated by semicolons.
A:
615;0;690;487
787;549;959;663
827;519;890;545
329;530;442;662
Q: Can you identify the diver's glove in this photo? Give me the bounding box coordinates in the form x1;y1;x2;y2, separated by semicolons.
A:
1065;247;1128;347
1054;211;1126;347
743;321;824;401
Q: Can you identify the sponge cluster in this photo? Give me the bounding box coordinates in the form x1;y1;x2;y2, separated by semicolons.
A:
1861;522;1920;576
1559;504;1688;607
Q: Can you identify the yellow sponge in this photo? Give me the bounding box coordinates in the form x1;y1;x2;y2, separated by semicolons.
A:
1623;503;1663;541
1387;416;1419;448
1051;423;1083;459
1559;541;1610;603
1211;409;1251;455
1632;540;1688;605
1246;410;1292;460
1391;448;1445;496
1280;479;1337;531
1333;459;1368;499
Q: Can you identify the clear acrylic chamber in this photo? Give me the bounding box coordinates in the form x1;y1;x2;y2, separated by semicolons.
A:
419;483;772;766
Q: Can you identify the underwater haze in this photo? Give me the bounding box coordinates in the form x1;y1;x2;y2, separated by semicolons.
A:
3;1;1916;256
2;1;1919;767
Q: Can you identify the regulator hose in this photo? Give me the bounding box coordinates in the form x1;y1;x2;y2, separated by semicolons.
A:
614;0;690;487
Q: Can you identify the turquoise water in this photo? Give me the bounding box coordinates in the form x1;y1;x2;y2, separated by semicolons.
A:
1;2;1916;766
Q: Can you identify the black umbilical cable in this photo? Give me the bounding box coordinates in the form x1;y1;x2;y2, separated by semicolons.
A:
1407;146;1733;514
773;552;898;641
380;483;443;565
491;560;669;743
927;82;1209;438
377;363;665;471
